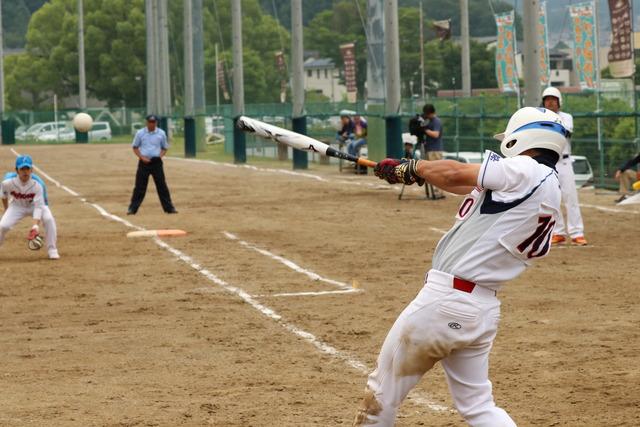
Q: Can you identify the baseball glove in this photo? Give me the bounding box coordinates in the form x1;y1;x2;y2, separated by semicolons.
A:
27;226;43;251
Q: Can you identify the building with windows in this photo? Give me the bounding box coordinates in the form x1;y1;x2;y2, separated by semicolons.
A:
303;57;347;102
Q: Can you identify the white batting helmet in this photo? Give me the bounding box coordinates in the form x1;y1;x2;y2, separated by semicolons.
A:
542;86;562;107
494;107;568;158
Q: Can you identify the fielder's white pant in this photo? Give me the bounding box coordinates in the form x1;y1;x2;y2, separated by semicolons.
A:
554;157;585;238
0;204;57;251
355;270;516;427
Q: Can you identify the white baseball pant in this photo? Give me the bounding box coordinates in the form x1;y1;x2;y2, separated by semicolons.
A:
0;204;57;251
355;270;516;427
553;157;585;238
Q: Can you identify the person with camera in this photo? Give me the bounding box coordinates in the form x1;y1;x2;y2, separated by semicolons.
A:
409;104;445;199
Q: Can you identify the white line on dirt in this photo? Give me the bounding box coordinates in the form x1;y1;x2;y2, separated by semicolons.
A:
580;203;639;215
429;227;447;235
9;149;450;413
222;231;354;290
167;156;396;191
256;289;361;297
169;156;640;216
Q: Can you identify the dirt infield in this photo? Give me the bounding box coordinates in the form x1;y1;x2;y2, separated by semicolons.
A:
0;144;638;426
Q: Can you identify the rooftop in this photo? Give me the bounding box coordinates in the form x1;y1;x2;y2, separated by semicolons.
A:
304;58;335;69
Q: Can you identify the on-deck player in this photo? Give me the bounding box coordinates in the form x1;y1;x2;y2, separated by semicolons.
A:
541;87;588;246
0;155;59;259
353;107;567;426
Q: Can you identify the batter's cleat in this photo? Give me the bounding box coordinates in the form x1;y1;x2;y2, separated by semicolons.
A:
615;194;627;204
48;249;60;260
127;209;137;215
571;236;588;246
551;234;566;245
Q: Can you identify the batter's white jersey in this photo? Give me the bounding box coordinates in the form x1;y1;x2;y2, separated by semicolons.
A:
0;177;46;219
432;151;561;290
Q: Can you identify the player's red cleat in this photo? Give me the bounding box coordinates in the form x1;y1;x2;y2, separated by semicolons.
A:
551;234;566;245
571;236;588;246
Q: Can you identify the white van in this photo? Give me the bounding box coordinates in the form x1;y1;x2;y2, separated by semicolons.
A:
19;122;67;141
40;121;113;142
90;121;112;141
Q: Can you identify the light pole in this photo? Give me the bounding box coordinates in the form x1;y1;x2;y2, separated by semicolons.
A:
135;76;143;109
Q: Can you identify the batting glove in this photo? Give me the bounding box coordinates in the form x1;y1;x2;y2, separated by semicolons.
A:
375;158;424;186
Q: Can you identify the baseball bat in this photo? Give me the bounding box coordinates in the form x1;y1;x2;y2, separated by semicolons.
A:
236;116;377;168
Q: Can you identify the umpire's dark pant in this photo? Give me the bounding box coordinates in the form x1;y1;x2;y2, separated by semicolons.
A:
128;157;175;213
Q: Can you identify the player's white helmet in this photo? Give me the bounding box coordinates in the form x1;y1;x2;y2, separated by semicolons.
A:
494;107;568;158
541;86;562;107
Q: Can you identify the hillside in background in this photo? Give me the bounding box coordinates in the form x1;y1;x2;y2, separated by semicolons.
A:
2;0;47;48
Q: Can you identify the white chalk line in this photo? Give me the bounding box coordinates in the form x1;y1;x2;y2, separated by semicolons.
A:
10;149;450;413
580;203;640;215
168;156;396;191
222;231;355;291
170;156;640;216
429;227;448;235
256;289;361;298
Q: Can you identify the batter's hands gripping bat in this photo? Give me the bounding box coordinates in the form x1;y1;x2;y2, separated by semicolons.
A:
236;116;377;168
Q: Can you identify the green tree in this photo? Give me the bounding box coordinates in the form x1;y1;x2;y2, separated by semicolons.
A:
6;0;290;109
304;1;368;97
7;0;147;109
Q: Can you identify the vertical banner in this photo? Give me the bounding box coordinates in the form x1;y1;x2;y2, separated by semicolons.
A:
494;11;519;92
216;60;230;101
570;2;598;90
432;19;452;42
274;51;287;103
340;43;357;103
607;0;634;78
537;2;551;86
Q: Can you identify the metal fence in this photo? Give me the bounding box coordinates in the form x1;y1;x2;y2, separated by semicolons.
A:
2;91;639;189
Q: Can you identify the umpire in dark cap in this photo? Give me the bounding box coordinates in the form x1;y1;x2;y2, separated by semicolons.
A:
127;115;177;215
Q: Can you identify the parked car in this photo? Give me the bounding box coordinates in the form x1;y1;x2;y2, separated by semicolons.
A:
571;155;594;187
444;151;593;188
131;122;144;135
18;122;67;141
90;121;112;141
14;125;28;140
38;121;112;142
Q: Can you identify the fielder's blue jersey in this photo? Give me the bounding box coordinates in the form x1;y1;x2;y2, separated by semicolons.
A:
2;172;49;205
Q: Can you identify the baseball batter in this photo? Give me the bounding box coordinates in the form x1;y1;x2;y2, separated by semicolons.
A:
353;107;567;426
0;155;59;259
541;87;587;246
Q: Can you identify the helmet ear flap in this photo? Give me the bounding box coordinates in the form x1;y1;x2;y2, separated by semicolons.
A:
505;139;517;149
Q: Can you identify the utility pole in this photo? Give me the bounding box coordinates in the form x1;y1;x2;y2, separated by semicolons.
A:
419;0;425;100
291;0;307;169
232;0;246;163
523;0;540;106
158;0;171;117
145;0;157;114
460;0;471;96
78;0;87;109
215;43;220;114
193;0;206;152
0;0;5;118
384;0;402;158
184;0;194;116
